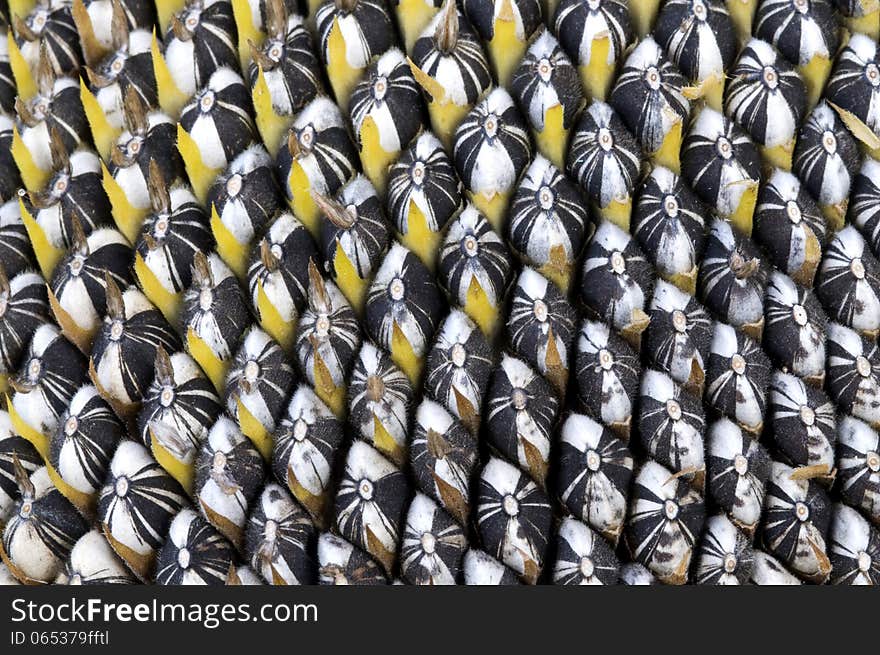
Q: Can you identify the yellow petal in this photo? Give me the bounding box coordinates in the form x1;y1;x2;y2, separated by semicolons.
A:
7;30;35;101
539;244;572;293
80;78;119;162
629;0;662;39
843;10;880;40
6;392;49;460
210;203;249;279
9;0;38;23
650;119;683;174
311;353;346;417
252;65;292;158
579;36;615;102
134;251;181;323
231;0;263;71
596;196;633;231
469;190;510;234
11;125;49;192
149;427;195;494
358;115;397;193
682;73;725;113
800;55;832;111
407;57;468;150
287;160;320;235
19;197;63;279
397;197;442;272
534;103;569;171
332;245;369;314
372;412;403;466
101;160;145;243
726;180;758;237
759;140;794;173
464;276;499;338
255;279;297;351
390;319;422;385
325;17;362;112
725;0;757;46
236;397;274;460
177;123;222;205
486;0;527;88
152;30;189;118
186;327;228;393
394;0;439;54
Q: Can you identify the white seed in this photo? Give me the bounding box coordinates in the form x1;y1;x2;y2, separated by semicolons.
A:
723;553;737;573
730;353;746;375
293;419;308;442
533;299;548;322
244;360;261;383
851;258;866;280
644;66;662;90
115;476;130;498
451;343;467;367
27;358;41;379
226;174;243;197
799;405;815;426
358;479;374;501
579;556;595;578
672;310;688;333
420;532;437;555
389;278;406;301
64;415;79;436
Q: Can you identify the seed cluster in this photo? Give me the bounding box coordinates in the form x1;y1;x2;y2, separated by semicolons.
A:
1;0;880;586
